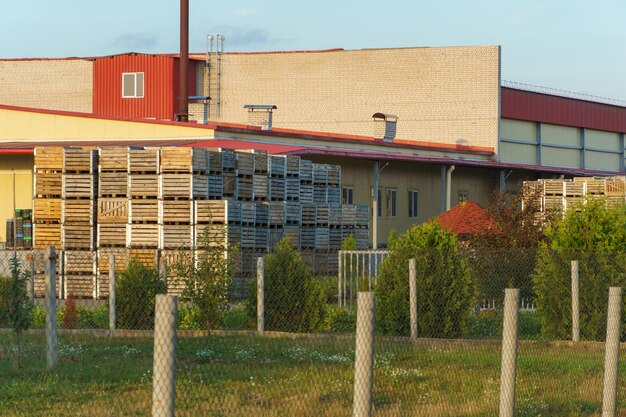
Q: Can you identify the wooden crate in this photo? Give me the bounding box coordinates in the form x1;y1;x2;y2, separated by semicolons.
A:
564;181;584;197
329;228;342;249
316;204;329;226
62;174;96;199
268;155;286;178
253;174;269;200
209;148;237;173
127;224;159;248
269;178;285;201
63;148;97;173
207;150;223;174
98;147;129;172
253;151;268;174
160;250;194;295
160;147;208;173
98;198;129;223
342;205;356;227
326;187;341;204
130;199;159;223
208;175;224;199
542;195;563;211
327;165;341;186
301;203;316;226
226;225;242;248
328;203;342;227
226;200;242;224
128;147;159;173
34;172;62;197
128;248;158;268
286;155;300;178
129;174;159;198
62;199;94;225
235;178;254;200
195;200;227;224
34;223;62;249
314;186;327;204
97;247;129;298
299;183;314;204
255;202;269;226
354;228;369;249
62;224;95;250
543;179;565;195
34;147;63;172
65;275;95;299
97;224;127;247
34;198;62;223
299;159;313;183
223;174;236;197
99;172;128;197
269;229;284;250
313;163;329;185
285;201;300;225
236;151;254;177
284;225;300;249
606;180;626;195
195;223;227;247
355;205;369;227
241;225;255;249
161;224;194;249
160;200;193;224
285;178;300;201
241;202;256;225
64;250;96;274
254;227;268;249
160;174;208;200
269;202;285;226
301;227;316;249
586;180;606;195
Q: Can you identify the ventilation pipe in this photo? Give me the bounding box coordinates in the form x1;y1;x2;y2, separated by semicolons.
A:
177;0;189;122
446;165;455;211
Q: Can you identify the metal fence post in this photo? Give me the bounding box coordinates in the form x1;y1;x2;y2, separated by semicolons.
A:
409;258;417;340
257;257;264;334
109;255;116;337
152;294;179;417
45;246;58;370
499;288;519;417
571;260;579;342
353;291;375;417
602;287;622;417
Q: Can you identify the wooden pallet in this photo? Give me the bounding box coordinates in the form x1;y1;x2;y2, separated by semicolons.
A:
62;199;94;224
268;202;285;226
130;199;159;223
159;173;208;199
299;184;314;204
354;228;369;249
127;224;159;248
34;198;62;223
328;203;342;227
226;200;242;224
253;151;268;174
355;205;369;227
254;227;268;249
98;198;129;223
129;174;159;198
207;150;223;174
62;224;95;250
268;155;286;178
285;178;300;201
34;172;62;197
299;159;313;183
160;147;208;173
34;147;63;172
285;155;300;177
195;200;227;224
314;186;327;204
329;228;342;249
255;202;269;226
285;201;301;225
62;174;96;199
195;223;227;247
99;172;128;197
34;223;62;249
223;174;236;197
269;178;285;201
63;148;97;173
208;175;224;199
128;248;158;268
342;204;356;226
241;202;256;224
97;223;128;247
284;225;300;249
210;148;236;173
253;174;269;200
327;165;341;186
313;163;329;185
159;249;194;295
161;224;194;249
64;250;96;274
65;275;95;299
128;147;159;173
316;204;329;226
96;247;129;297
300;227;316;249
326;187;341;204
241;226;255;249
236;151;254;177
235;177;254;200
98;147;129;172
301;203;317;226
159;200;193;224
269;229;284;250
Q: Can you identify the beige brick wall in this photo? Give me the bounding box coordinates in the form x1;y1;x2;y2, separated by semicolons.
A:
0;59;93;113
201;46;500;150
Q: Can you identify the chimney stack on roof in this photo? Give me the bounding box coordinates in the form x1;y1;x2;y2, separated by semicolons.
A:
372;113;398;142
244;104;277;130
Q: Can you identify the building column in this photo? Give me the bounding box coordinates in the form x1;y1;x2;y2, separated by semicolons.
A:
446;165;455;211
372;161;379;249
440;165;446;213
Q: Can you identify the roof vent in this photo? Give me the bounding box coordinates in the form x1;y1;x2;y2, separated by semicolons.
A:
372;113;398;142
244;104;277;130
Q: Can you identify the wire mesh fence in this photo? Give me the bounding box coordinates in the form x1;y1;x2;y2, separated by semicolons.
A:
1;245;626;415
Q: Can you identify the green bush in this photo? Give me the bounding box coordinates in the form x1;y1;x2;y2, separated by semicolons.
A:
465;311;541;340
117;258;167;329
31;305;45;328
321;305;356;333
178;303;203;330
77;305;109;329
377;222;475;338
533;199;626;340
221;304;253;330
0;275;11;327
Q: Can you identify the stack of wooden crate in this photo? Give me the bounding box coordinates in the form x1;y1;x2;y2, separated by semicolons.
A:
33;147;63;249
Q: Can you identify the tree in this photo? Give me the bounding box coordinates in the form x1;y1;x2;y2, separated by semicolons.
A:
117;259;166;329
377;222;475;338
7;256;33;368
172;222;239;334
533;198;626;340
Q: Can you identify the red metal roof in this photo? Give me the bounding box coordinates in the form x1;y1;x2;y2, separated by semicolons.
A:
501;87;626;133
437;200;495;235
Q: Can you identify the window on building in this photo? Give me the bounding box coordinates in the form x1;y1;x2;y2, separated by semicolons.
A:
408;190;419;218
458;190;468;204
386;188;397;217
122;72;144;98
342;186;354;204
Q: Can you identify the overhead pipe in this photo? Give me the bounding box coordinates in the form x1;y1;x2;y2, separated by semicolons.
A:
178;0;189;122
446;165;455;211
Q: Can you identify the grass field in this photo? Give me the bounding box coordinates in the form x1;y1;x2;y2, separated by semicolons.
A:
0;331;624;416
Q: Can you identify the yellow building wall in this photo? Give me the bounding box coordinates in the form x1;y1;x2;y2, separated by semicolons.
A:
0;155;34;244
199;46;501;151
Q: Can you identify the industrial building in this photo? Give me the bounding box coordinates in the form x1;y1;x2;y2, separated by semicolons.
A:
1;45;625;247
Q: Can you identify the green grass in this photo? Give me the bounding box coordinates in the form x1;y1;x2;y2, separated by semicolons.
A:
0;332;623;416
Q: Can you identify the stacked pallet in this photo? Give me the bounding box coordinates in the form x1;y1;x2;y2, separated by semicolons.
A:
5;209;33;249
523;177;626;213
33;147;63;249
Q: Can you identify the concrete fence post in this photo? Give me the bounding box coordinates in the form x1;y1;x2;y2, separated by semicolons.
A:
499;288;520;417
152;294;179;417
257;257;264;334
45;246;58;370
30;254;35;303
338;251;343;307
353;291;376;417
109;255;116;337
602;287;623;417
571;260;580;342
409;258;417;340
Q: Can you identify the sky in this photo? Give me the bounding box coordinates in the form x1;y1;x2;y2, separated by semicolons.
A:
2;0;626;101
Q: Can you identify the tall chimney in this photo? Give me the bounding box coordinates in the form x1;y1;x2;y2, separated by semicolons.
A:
178;0;189;122
372;113;398;142
244;104;277;130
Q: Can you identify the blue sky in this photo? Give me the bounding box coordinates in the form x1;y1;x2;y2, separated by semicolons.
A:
2;0;626;100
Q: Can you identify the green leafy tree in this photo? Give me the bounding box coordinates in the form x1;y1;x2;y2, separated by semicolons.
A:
377;222;475;338
172;222;239;334
533;198;626;340
6;256;34;368
117;258;166;329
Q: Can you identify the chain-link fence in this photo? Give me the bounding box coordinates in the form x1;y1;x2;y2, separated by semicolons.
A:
2;245;626;416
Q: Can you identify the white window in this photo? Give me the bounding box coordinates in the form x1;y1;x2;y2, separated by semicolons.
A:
342;186;354;204
458;190;468;204
386;188;397;217
408;190;419;218
122;72;144;98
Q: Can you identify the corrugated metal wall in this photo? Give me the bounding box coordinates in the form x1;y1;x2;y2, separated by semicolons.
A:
0;155;33;244
93;54;197;121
